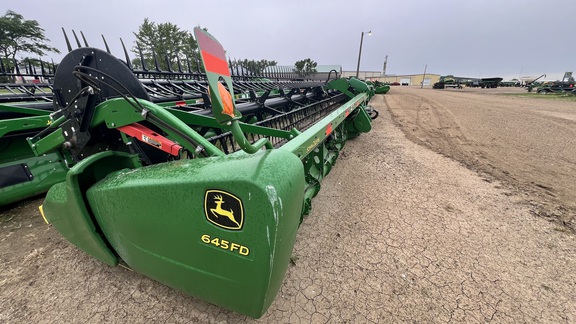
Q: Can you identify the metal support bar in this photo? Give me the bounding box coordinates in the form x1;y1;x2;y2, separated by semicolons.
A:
229;120;273;153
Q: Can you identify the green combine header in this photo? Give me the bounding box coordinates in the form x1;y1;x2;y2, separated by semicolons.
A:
0;28;378;318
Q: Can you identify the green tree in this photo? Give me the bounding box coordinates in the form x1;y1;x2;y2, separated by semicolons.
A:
131;18;198;71
234;59;277;75
294;58;317;77
0;10;60;61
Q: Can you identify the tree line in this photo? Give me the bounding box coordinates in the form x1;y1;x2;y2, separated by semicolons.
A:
0;10;317;79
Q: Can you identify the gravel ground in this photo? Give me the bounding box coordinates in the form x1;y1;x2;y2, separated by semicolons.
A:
1;88;575;323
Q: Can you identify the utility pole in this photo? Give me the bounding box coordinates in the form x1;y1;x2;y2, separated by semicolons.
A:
355;31;371;78
382;55;388;77
421;64;427;89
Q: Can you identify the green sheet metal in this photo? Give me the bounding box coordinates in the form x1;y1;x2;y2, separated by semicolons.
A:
85;149;305;318
375;85;390;94
42;151;142;265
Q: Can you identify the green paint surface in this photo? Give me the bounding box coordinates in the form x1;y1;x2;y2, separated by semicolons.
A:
84;149;305;318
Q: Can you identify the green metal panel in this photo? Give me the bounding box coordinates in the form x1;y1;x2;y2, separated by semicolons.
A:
0;154;68;206
28;129;65;156
0;134;68;206
42;151;143;266
375;85;390;94
349;77;370;93
346;105;372;137
1;135;52;165
326;78;356;98
0;115;51;137
0;104;51;116
85;149;305;318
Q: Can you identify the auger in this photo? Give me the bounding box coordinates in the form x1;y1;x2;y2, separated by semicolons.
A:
1;27;378;318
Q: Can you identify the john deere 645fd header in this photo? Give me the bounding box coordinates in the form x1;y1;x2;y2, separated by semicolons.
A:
0;28;377;317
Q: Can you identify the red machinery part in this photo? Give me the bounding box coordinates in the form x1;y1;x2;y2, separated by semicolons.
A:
118;123;182;156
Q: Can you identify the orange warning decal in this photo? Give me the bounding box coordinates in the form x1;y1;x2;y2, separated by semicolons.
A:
208;83;235;118
326;123;333;136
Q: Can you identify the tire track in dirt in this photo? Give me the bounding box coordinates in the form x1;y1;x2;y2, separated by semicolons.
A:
385;87;576;231
403;93;476;161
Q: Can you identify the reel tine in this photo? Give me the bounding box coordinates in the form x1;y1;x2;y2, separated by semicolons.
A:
5;60;11;75
137;42;148;71
164;52;172;72
71;30;82;48
194;53;201;73
102;35;111;53
40;58;46;76
29;59;36;75
152;50;161;71
120;38;132;69
176;55;183;73
185;55;192;73
62;28;73;52
13;58;20;74
80;31;89;47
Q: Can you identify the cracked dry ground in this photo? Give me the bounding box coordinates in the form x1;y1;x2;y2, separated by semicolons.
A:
1;89;576;323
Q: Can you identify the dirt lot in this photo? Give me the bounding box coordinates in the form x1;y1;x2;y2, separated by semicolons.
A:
1;88;575;323
386;87;576;230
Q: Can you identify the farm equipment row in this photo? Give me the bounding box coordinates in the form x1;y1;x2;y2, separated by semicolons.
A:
433;75;503;89
528;72;575;94
0;28;378;317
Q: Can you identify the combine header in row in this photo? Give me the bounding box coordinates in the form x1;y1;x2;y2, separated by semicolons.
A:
0;28;380;318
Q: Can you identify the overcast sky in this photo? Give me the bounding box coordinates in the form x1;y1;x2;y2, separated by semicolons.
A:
6;0;576;80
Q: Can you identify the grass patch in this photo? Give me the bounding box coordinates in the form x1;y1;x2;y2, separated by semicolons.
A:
501;92;576;101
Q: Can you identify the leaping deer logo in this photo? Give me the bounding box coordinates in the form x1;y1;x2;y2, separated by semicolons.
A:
204;190;244;230
210;194;239;227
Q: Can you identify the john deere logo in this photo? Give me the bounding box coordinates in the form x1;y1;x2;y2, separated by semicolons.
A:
204;190;244;230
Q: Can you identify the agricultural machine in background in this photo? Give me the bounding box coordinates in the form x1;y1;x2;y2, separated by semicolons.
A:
0;28;379;317
531;72;575;94
368;80;390;94
433;75;503;89
433;76;462;89
0;58;63;206
524;74;546;92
